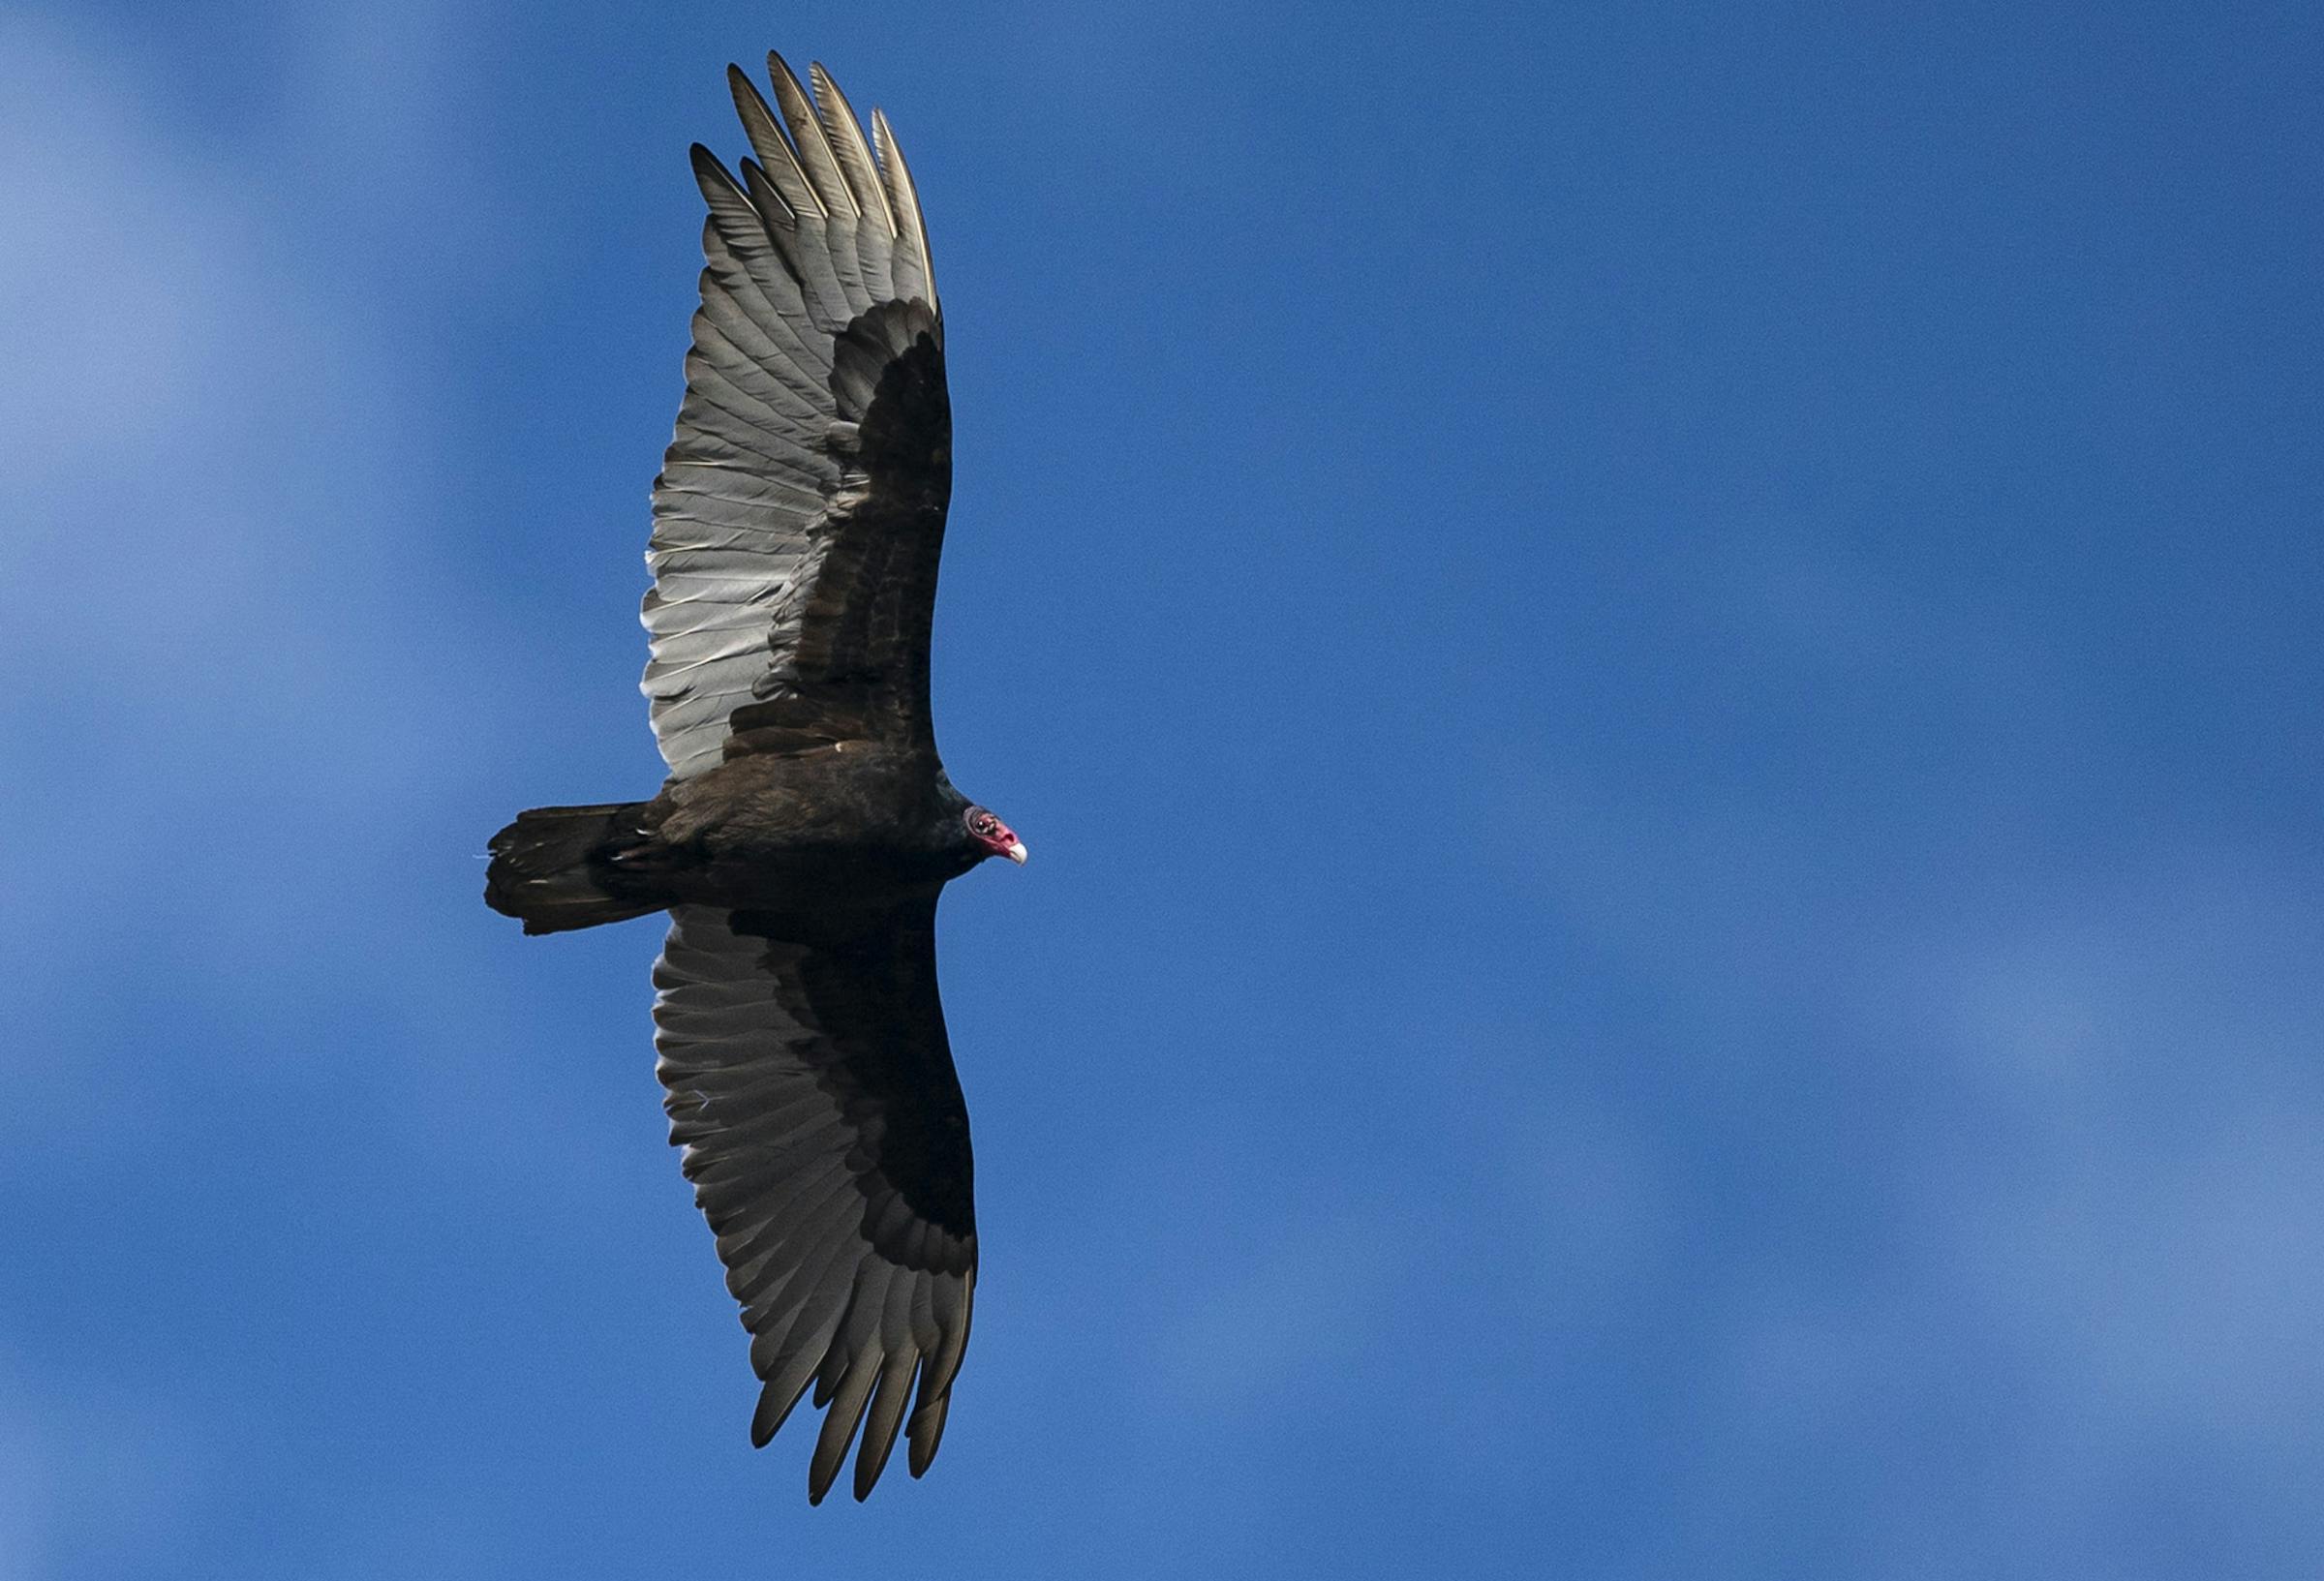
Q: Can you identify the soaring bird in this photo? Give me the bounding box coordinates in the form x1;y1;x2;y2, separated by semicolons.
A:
484;51;1023;1505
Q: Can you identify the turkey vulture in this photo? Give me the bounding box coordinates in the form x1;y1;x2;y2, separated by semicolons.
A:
484;52;1024;1505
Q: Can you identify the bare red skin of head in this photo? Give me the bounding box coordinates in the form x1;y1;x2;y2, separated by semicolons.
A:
964;807;1024;863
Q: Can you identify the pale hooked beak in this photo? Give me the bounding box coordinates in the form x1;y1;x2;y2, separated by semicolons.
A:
1005;840;1028;866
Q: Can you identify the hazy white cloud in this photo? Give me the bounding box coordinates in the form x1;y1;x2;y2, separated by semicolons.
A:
0;16;403;764
1903;897;2324;1451
1502;1090;1680;1323
0;1349;209;1581
1497;730;2324;1570
0;45;649;1438
0;8;542;1060
0;15;576;1563
1147;1209;1408;1412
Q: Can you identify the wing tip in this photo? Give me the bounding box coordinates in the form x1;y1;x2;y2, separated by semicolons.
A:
687;140;732;190
725;63;771;138
906;1393;949;1477
765;46;806;98
807;1432;848;1505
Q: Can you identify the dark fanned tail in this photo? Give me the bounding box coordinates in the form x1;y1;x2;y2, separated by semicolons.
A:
485;803;662;934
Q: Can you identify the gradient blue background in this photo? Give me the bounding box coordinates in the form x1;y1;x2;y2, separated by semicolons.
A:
4;3;2319;1576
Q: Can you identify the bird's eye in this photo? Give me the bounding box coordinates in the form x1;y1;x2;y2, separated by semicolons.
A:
969;812;994;835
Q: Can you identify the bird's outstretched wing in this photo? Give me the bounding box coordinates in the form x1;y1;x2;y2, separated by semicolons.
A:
644;54;951;777
653;900;977;1503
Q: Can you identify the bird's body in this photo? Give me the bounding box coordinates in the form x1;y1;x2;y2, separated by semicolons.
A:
491;744;988;935
483;51;1022;1505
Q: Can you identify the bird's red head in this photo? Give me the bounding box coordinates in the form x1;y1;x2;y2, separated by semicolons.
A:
963;806;1027;866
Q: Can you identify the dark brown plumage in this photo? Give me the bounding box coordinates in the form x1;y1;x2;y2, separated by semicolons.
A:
484;51;1024;1505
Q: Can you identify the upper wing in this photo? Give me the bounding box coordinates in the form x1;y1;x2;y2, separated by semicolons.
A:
652;900;977;1504
643;53;951;778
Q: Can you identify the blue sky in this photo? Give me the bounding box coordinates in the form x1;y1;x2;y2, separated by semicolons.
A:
3;2;2319;1575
